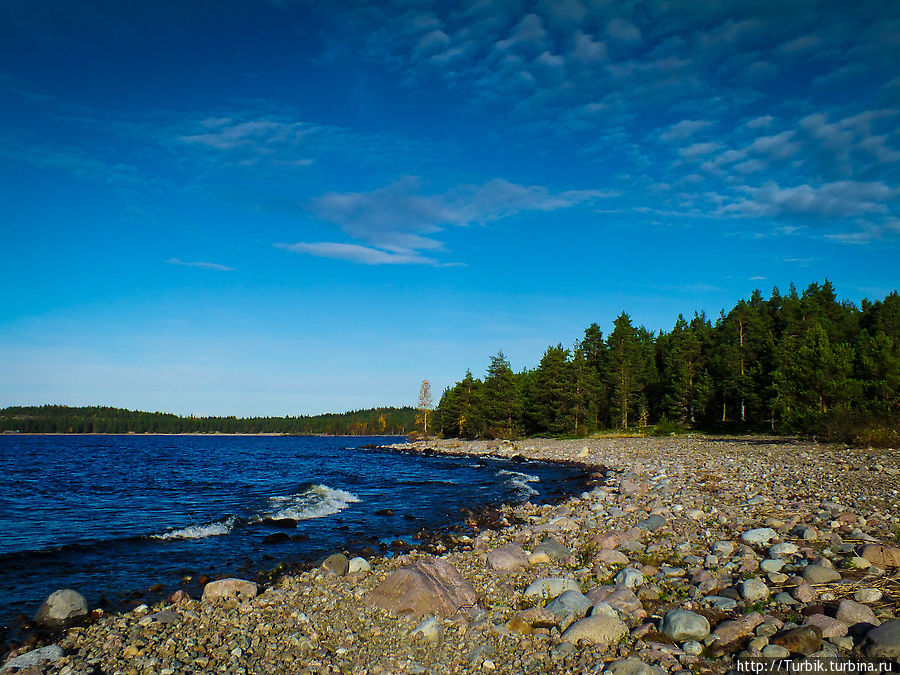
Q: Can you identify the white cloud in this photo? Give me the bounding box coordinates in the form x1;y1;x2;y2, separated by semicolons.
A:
571;30;607;62
166;258;234;271
275;242;439;266
292;176;613;265
679;141;723;159
660;119;713;142
722;180;897;218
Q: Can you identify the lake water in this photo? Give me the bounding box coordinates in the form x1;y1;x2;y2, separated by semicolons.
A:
0;435;588;634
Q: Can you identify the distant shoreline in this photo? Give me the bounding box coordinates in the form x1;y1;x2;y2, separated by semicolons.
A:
1;432;407;438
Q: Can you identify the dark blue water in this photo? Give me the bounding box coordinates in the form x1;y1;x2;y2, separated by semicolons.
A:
0;435;587;633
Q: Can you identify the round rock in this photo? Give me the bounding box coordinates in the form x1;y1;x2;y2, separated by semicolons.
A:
662;609;711;641
322;553;350;576
561;614;629;646
348;556;372;573
33;589;89;627
739;578;770;602
741;528;777;546
801;564;841;584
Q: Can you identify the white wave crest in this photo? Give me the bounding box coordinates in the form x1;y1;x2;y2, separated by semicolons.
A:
151;516;235;540
265;484;361;521
497;469;540;497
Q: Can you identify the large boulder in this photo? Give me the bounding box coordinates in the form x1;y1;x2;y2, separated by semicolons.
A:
33;589;89;627
365;558;477;618
201;578;258;602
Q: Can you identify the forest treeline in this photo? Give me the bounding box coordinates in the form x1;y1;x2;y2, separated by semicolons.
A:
0;405;417;435
435;281;900;446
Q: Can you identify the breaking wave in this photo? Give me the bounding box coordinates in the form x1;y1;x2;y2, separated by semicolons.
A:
151;516;236;540
497;469;540;497
264;484;361;521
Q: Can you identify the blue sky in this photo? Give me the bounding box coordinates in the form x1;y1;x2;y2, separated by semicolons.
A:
1;0;898;416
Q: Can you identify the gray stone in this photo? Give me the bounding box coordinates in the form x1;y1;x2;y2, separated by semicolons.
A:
762;644;791;658
802;564;842;584
545;590;592;619
322;553;350;576
637;514;667;531
769;543;799;558
862;620;900;659
662;609;711;641
0;645;64;672
835;599;879;627
33;589;89;627
606;657;662;675
614;567;645;588
561;614;629;646
682;640;703;655
760;559;786;573
774;592;799;605
703;595;738;611
201;578;259;602
524;577;581;598
533;537;571;560
712;541;735;556
141;609;180;625
741;528;777;546
739;578;770;602
853;588;883;604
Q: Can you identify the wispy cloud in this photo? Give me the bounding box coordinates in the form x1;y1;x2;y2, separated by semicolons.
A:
275;242;442;266
166;258;234;271
282;176;614;265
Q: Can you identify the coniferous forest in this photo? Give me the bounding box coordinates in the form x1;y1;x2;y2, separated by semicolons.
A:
435;281;900;446
0;406;417;436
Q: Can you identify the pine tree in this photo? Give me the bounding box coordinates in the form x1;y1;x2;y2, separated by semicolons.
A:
484;351;520;438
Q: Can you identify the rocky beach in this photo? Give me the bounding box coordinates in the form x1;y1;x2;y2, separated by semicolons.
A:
3;436;899;674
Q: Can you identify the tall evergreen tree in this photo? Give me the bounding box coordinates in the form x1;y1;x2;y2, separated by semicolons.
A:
606;313;655;429
484;351;520;438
